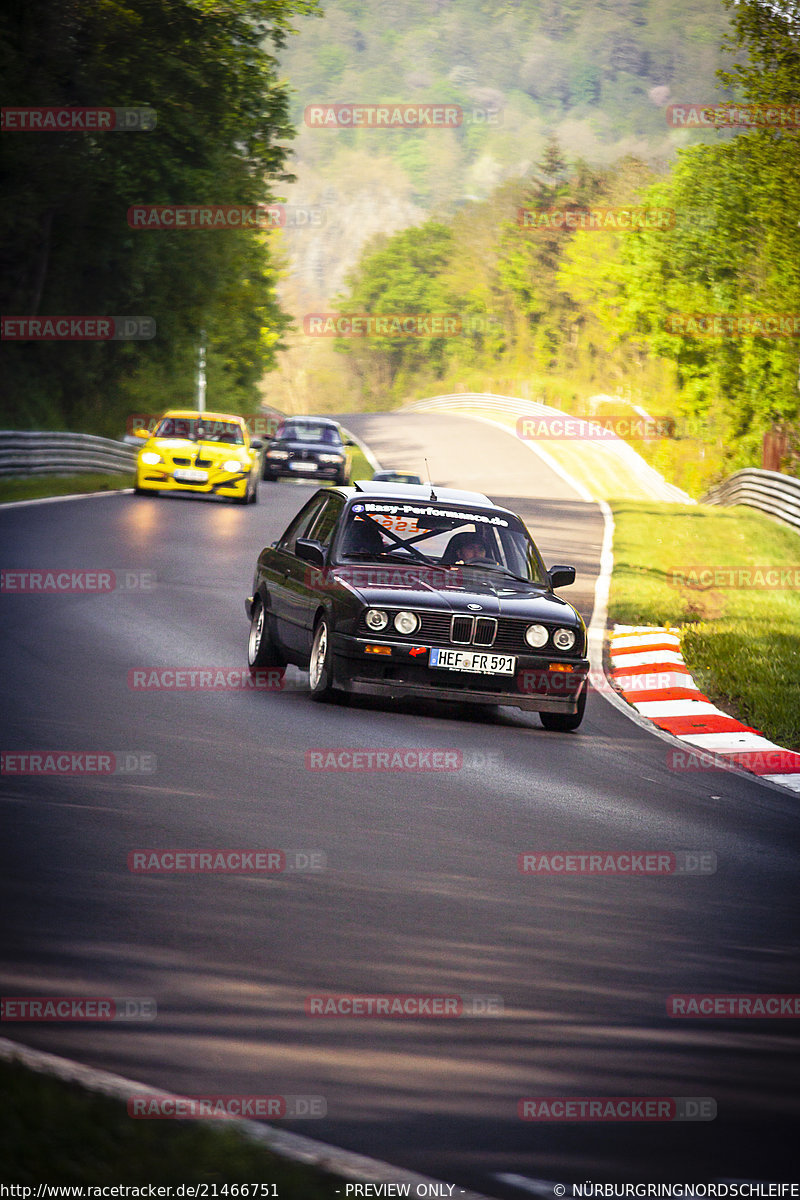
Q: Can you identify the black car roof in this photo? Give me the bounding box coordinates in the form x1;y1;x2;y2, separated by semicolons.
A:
278;415;338;425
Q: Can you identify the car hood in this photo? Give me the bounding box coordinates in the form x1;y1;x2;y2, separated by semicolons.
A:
145;438;248;456
329;566;581;624
270;439;343;454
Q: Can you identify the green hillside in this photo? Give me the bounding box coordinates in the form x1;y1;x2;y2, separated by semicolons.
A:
279;0;734;206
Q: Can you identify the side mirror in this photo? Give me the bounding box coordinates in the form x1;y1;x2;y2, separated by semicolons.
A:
548;564;576;589
250;438;263;450
295;538;326;569
133;427;151;440
343;436;356;447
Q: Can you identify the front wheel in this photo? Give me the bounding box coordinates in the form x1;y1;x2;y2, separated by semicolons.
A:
540;686;586;732
309;616;337;702
247;597;284;673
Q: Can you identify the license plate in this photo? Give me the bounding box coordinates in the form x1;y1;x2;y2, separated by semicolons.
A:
290;461;317;471
173;468;208;483
429;648;516;675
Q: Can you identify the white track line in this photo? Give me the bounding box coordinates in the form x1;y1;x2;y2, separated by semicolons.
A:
0;489;133;510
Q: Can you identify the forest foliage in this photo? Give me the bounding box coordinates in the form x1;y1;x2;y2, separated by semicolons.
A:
330;0;800;488
1;0;319;434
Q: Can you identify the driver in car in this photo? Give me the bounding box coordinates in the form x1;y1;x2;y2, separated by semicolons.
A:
460;538;488;562
444;531;497;565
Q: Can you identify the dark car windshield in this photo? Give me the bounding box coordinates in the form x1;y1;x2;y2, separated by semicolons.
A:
276;421;341;446
335;500;548;585
154;417;244;446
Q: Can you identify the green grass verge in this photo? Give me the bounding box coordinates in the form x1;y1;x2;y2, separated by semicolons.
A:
0;1060;341;1193
349;446;374;482
0;473;134;504
609;502;800;749
0;449;374;502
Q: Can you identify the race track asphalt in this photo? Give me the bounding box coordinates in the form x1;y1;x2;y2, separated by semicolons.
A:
1;413;798;1196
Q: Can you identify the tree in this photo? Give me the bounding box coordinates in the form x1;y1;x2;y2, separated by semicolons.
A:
0;0;318;432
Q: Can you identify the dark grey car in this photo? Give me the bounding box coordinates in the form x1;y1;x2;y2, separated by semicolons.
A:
261;416;354;484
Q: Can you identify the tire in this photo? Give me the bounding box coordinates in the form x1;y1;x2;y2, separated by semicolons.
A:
540;686;586;732
308;615;337;702
235;474;259;504
133;485;146;495
247;596;285;673
335;467;349;486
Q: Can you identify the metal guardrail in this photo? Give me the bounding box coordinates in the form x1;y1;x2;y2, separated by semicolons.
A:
0;430;137;476
703;467;800;532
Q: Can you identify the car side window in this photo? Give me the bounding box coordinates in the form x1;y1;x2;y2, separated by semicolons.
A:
277;495;328;552
307;494;345;548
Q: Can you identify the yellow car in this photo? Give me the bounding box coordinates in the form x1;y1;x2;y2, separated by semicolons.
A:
133;409;263;503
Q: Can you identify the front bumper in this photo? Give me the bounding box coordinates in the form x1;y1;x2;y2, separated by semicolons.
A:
263;462;343;480
136;468;249;497
331;633;589;714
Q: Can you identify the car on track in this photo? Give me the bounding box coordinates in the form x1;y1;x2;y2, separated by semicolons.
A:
262;416;354;484
245;480;590;729
371;470;423;485
133;409;262;503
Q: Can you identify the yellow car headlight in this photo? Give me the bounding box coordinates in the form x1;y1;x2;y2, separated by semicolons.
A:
140;451;162;465
223;459;243;473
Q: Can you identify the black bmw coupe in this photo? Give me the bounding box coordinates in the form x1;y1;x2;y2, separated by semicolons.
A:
245;481;590;730
261;416;354;484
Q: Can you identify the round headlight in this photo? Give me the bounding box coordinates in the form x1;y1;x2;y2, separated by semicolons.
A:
223;459;242;473
525;623;549;649
553;627;576;651
140;451;162;465
365;609;388;631
394;610;419;635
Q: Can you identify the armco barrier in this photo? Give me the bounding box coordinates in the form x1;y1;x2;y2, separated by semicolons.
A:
703;467;800;532
0;430;137;476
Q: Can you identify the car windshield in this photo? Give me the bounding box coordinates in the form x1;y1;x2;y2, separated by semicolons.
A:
277;421;341;445
336;500;548;585
154;417;244;446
